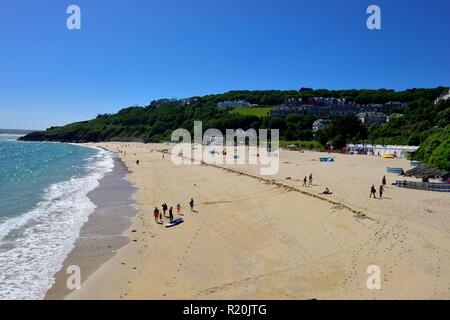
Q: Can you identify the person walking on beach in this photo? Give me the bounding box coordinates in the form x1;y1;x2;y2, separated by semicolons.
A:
176;203;181;215
382;175;386;186
302;176;307;187
379;185;384;198
189;198;195;211
162;203;168;217
153;207;160;224
169;206;174;223
370;185;377;198
309;173;313;186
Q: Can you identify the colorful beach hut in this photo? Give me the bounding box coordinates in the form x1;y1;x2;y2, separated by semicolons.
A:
410;161;422;167
387;167;404;175
395;180;450;193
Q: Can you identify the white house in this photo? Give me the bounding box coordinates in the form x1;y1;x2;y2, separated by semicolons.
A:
312;119;331;132
358;112;387;125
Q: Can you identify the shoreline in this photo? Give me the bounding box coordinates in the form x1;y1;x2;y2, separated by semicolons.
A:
45;155;137;299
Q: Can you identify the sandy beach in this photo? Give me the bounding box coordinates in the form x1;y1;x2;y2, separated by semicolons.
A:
58;142;449;300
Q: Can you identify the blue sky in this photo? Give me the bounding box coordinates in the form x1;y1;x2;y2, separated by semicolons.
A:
0;0;449;130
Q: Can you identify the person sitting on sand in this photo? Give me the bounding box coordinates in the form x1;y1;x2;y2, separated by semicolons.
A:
176;203;181;215
136;160;140;165
189;198;195;211
322;187;332;195
169;206;174;222
379;185;384;198
370;185;377;198
153;207;160;224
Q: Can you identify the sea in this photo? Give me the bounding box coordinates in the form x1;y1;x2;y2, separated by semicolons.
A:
0;134;114;299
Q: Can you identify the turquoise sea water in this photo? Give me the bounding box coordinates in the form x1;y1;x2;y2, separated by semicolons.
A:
0;134;114;299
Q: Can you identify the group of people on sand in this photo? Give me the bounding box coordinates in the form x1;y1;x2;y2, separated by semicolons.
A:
301;173;333;195
117;144;132;156
370;176;387;199
302;173;314;187
153;198;195;224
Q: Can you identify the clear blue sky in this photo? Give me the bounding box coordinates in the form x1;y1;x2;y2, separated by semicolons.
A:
1;0;449;130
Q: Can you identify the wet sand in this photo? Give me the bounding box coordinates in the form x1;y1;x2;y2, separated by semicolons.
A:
45;156;136;299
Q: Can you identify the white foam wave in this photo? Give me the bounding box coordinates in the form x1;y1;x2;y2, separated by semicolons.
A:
0;147;114;300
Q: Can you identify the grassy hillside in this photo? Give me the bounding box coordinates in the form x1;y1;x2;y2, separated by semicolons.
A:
414;125;450;170
229;107;272;118
368;99;450;145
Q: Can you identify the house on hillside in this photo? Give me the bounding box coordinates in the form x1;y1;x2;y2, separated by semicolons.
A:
358;112;387;125
435;88;450;104
217;100;251;108
271;106;307;117
312;119;331;132
387;113;404;122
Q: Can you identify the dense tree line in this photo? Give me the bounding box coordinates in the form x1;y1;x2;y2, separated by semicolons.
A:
21;87;449;169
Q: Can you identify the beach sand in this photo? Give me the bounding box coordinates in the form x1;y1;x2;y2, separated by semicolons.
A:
60;142;449;299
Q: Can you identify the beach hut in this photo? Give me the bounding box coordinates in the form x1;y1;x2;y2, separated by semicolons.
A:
387;167;404;175
404;165;446;180
440;172;450;183
394;180;450;193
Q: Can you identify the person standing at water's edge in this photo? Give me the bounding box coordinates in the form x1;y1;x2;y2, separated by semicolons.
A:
309;173;313;186
382;175;386;186
177;203;181;215
189;198;195;211
169;206;174;223
379;185;384;198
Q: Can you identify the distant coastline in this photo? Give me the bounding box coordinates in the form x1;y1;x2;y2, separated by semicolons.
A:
0;128;38;135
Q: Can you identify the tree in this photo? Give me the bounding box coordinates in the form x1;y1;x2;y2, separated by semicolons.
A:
332;134;346;149
315;130;329;146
